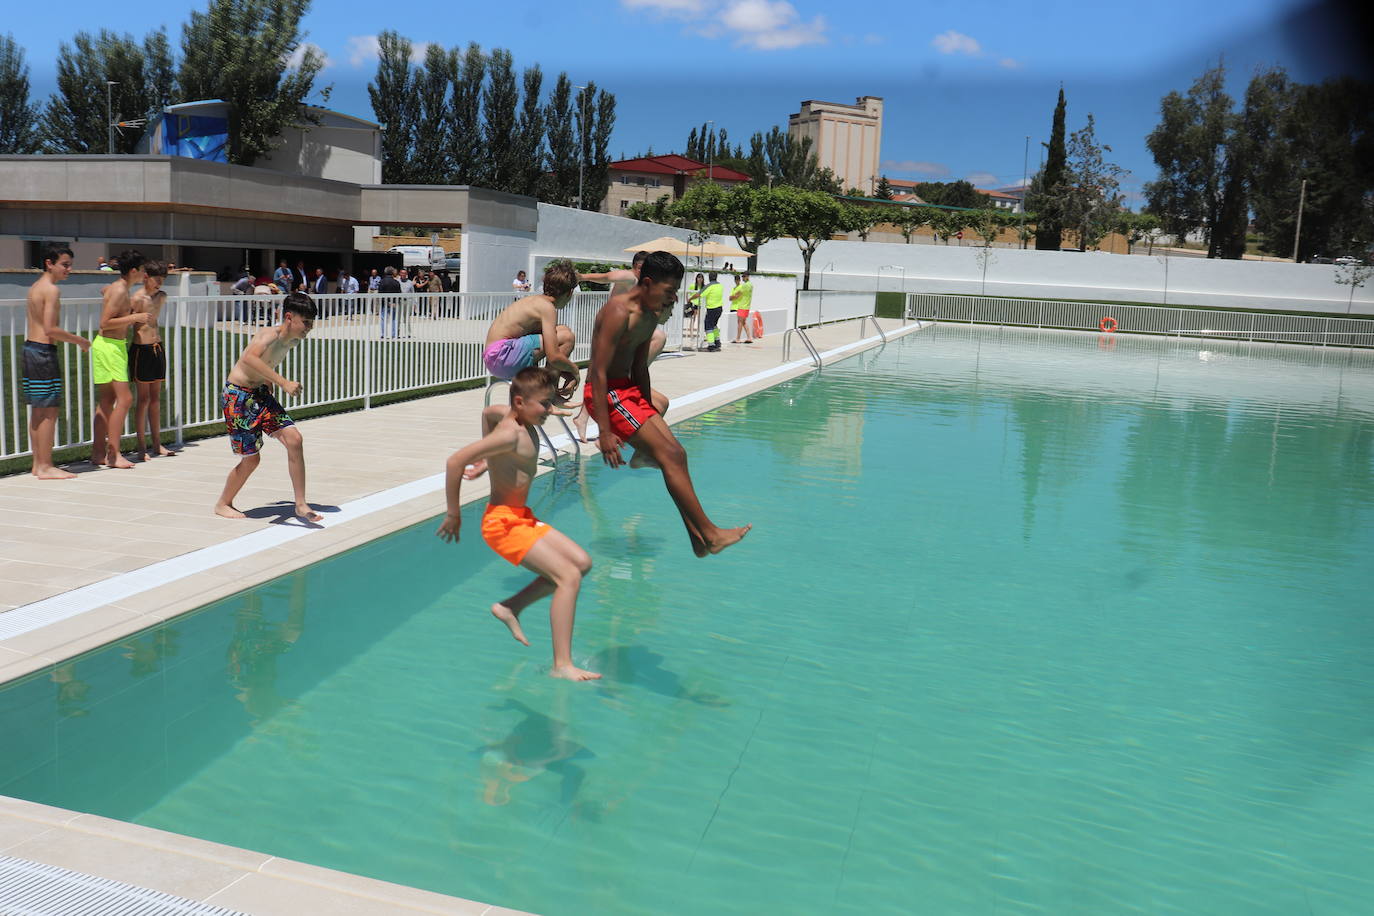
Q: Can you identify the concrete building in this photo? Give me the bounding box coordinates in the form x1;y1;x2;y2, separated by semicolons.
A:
602;155;750;216
788;96;883;195
977;187;1024;214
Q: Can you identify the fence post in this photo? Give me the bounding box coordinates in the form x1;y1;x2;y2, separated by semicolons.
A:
172;296;185;447
364;314;373;410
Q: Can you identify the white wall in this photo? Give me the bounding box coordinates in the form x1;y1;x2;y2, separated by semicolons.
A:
533;203;744;268
756;238;1374;315
461;225;534;293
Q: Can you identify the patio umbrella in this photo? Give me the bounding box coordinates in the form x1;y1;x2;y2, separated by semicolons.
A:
623;237;753;260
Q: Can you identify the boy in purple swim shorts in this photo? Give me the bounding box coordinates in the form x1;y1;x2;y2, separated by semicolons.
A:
481;260;580;402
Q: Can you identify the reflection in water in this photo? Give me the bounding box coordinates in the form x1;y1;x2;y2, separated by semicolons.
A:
226;568;308;727
51;663;90;718
478;698;593;807
121;627;180;678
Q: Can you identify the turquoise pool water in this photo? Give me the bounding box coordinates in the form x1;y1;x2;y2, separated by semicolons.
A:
4;325;1374;914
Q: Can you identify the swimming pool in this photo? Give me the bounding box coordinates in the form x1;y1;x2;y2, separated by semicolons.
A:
3;324;1373;914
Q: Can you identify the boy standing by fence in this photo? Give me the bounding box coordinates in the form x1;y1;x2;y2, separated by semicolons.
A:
130;260;175;460
91;251;150;469
214;292;322;523
23;242;91;479
586;251;750;556
437;366;600;682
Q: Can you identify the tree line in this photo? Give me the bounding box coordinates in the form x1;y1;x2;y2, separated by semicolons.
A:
1144;62;1373;261
0;0;327;164
368;33;615;208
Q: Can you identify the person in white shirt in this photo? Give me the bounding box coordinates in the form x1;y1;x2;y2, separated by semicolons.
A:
512;270;531;293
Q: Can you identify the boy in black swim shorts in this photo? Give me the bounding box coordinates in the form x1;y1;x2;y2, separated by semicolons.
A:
130;259;175;460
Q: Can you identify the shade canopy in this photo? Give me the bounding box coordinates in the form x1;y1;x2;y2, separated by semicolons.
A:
623;236;753;259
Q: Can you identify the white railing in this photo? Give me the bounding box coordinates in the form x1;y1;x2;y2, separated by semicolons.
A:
906;293;1374;347
1;290;681;463
795;289;876;327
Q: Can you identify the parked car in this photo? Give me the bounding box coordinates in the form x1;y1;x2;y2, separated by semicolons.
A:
444;251;462;271
1334;256;1364;266
387;245;445;269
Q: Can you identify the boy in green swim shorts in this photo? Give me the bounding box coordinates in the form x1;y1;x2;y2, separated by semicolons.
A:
91;250;150;469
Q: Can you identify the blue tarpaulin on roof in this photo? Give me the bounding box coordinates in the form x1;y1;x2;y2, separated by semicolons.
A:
163;114;228;162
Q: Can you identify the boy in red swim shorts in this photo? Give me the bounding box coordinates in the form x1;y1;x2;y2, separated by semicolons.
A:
436;366;600;682
585;250;751;557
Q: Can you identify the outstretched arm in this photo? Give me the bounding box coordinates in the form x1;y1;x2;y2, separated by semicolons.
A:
437;420;518;542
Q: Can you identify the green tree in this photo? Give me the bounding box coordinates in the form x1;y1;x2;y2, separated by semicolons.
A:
894;206;932;243
1063;114;1127;250
875;175;894;199
412;44;456;184
913;180;990;209
776;186;846;289
512;64;546;197
1143;63;1237;258
178;0;327;166
1114;211;1161;254
965;207;1003;247
451;43;485;186
574;83;616;211
41;28;174;154
625;194;677;224
482;48;519;191
368;31;416;184
929;208;969;244
841;203;883;240
674;182;786;270
0;34;40;153
1031;87;1068;249
541;72;577;205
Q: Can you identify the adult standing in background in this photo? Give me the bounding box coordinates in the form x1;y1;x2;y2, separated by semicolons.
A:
367;268;381;292
338;268;359;320
273;259;293;295
293;260;308;292
512;270;532;293
729;271;755;344
699;271;724;352
377;266;402;338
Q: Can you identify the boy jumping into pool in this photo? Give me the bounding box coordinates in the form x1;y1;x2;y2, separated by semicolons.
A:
482;259;580;400
436;366;600;682
586;250;750;557
214;291;322;523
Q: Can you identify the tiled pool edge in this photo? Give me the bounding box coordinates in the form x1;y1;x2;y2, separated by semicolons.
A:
0;320;928;916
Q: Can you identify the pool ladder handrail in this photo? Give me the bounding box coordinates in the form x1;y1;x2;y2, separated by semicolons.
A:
484;378;578;466
782;327;822;369
860;316;886;342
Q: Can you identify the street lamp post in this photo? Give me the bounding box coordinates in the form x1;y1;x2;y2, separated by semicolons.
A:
106;81;119;154
574;85;587;210
1019;135;1029;240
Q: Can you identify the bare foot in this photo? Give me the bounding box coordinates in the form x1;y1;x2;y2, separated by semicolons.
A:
573;409;591;442
156;447;176;457
295;503;323;522
214;502;247;519
628;449;661;470
705;524;752;556
490;603;530;646
550;665;602;682
463;460;488;479
131;451;148;463
32;466;77;480
109;454;136;469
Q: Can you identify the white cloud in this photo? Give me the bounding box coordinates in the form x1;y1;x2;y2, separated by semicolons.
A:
288;42;328;70
722;0;827;49
998;57;1021;69
965;171;999;186
881;160;950;177
410;42;438;63
932;30;980;55
622;0;708;14
346;35;380;67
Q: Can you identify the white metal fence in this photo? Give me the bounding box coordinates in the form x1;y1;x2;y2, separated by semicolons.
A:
906;293;1374;347
1;290;682;462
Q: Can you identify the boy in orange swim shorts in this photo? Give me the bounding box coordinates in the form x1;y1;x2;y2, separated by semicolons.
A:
436;366;600;682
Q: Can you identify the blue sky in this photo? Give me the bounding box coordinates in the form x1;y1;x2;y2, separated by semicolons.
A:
9;0;1363;205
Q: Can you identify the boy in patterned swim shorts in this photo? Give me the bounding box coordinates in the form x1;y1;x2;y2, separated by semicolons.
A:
214;292;322;523
436;366;600;682
23;242;92;479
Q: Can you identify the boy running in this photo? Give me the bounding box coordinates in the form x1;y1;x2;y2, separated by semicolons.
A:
482;259;580;399
91;250;151;469
586;251;750;557
130;260;175;460
23;242;91;479
437;366;600;682
214;292;321;523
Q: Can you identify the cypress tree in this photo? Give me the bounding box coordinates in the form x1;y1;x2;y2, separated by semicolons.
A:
1035;87;1068;250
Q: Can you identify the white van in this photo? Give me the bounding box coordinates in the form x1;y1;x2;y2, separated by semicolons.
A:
386;245;445;269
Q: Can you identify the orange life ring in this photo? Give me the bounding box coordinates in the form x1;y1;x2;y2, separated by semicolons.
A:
751;310;764;339
1099;316;1118;333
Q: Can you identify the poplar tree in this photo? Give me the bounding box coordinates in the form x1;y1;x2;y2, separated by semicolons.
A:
542;72;577;205
412;44;455;184
582;85;617;211
41;29;174;154
450;43;485;186
512;65;545;196
178;0;326;166
0;34;40;153
368;31;416;183
481;49;519;191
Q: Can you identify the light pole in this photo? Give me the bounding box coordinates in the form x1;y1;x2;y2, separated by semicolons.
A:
574;85;587;210
106;81;119;154
1292;178;1307;262
1019;135;1029;239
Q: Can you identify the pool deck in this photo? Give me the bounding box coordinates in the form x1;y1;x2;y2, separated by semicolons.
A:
0;317;921;915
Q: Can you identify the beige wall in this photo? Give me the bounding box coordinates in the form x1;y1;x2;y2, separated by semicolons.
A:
601;171;746;216
788;96;883;195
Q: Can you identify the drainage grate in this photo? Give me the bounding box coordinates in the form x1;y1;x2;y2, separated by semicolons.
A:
0;855;248;916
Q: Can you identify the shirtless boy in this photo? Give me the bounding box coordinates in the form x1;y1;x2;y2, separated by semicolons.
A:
214;292;321;522
129;260;175;460
91;250;151;469
436;366;600;682
482;259;580;399
22;242;92;479
585;250;750;556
